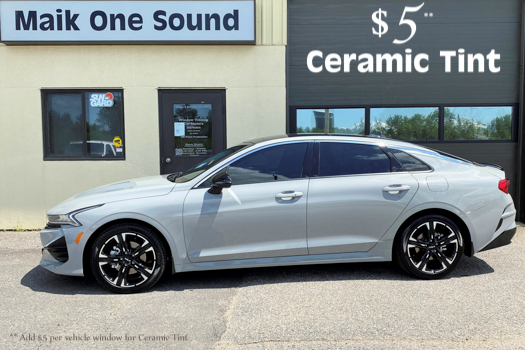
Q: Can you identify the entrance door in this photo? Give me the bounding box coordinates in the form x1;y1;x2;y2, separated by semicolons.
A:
159;90;226;174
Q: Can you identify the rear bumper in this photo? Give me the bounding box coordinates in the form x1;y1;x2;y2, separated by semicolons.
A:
479;227;516;252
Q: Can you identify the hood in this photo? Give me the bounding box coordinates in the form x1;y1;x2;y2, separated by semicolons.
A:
47;175;175;215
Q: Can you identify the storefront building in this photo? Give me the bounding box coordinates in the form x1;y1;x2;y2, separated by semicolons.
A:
286;0;524;221
0;0;286;228
1;0;524;228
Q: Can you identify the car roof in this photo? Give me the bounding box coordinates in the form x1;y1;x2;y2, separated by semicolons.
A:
242;133;436;153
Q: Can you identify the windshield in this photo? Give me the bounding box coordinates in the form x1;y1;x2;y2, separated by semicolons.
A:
173;144;249;183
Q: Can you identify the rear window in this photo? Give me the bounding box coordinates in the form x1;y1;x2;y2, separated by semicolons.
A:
390;149;431;172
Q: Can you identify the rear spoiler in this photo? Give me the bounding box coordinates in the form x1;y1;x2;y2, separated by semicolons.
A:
420;146;504;171
476;162;504;171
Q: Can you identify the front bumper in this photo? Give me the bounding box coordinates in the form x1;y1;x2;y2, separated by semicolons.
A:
479;227;517;252
40;225;85;276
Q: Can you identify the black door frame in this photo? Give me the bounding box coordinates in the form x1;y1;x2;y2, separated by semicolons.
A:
158;89;227;174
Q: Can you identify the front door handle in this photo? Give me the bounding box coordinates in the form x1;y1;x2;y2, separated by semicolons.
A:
276;191;304;201
383;185;411;194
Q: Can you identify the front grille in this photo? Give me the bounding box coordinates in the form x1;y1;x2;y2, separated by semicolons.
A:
45;237;69;263
44;223;61;229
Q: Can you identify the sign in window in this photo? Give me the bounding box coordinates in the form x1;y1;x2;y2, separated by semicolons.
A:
173;104;212;157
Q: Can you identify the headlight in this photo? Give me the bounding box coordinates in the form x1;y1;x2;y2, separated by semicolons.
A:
47;205;104;227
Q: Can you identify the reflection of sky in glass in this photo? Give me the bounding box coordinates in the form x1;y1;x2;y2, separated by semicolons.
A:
370;107;438;124
297;108;365;131
446;107;512;124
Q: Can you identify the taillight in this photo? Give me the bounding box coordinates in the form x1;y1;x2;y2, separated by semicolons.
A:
498;179;510;194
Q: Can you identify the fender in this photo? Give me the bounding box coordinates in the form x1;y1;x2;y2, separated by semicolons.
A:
79;204;190;275
369;201;475;260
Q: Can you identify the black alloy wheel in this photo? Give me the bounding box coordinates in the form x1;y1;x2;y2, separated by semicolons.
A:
395;215;464;279
90;223;167;293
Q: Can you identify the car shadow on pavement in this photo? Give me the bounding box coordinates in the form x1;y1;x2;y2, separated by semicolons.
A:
21;255;494;295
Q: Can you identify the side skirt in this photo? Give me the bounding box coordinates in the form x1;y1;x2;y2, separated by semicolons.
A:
176;249;390;273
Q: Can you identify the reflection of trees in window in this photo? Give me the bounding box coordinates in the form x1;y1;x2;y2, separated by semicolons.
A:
489;114;512;140
444;108;512;140
296;107;513;141
87;94;123;142
371;110;439;141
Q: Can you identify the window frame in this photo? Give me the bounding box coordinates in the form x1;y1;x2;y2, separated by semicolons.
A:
289;103;518;143
42;89;126;161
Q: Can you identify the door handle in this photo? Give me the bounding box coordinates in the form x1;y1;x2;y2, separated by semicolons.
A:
276;191;304;201
165;158;172;163
383;185;410;194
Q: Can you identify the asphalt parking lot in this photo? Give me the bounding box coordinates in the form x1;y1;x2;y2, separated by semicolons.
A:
0;229;524;350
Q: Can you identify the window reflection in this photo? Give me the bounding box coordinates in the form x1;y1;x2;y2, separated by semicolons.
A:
86;92;124;158
370;107;439;141
444;107;512;140
297;108;365;135
47;93;83;156
45;91;125;159
229;143;308;185
319;143;390;176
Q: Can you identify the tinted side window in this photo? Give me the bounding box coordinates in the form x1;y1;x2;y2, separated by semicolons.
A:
228;143;308;185
319;142;390;176
390;149;431;172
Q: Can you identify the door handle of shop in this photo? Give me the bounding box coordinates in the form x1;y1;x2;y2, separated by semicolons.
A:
383;185;411;194
276;191;304;201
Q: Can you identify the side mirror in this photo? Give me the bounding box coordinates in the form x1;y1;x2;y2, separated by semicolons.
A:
208;172;232;195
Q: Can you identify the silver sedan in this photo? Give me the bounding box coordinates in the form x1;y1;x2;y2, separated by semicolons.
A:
40;135;517;293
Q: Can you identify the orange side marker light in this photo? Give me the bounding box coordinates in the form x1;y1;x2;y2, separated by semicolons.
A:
75;232;84;245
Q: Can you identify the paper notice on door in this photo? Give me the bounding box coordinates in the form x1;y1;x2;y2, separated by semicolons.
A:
174;122;185;137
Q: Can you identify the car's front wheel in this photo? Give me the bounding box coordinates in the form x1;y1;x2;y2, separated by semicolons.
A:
395;215;464;279
90;223;167;293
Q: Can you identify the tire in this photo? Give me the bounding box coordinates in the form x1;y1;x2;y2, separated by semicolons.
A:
394;215;464;279
90;223;167;293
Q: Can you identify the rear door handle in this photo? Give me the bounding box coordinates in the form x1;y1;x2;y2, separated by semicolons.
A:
383;185;411;194
276;191;304;201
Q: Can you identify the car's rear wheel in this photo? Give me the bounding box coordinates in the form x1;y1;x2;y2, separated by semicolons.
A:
395;215;464;279
90;223;166;293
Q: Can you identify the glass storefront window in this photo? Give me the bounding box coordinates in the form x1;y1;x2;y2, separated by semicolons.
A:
44;90;125;160
296;108;365;135
370;107;439;141
444;106;513;140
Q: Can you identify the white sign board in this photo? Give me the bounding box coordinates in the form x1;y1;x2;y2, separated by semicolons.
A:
0;0;255;44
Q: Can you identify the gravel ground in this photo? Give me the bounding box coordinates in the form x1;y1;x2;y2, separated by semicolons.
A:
0;228;524;350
